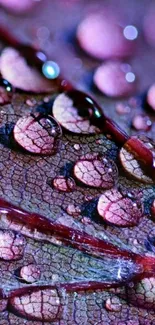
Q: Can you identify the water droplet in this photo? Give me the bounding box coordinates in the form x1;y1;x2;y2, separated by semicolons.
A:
105;297;122;312
9;287;62;322
25;98;37;107
97;188;143;227
115;103;130;115
52;176;75;192
74;153;118;188
73;143;80;151
132;114;152;131
20;264;41;283
81;217;92;225
13;112;62;155
0;78;13;105
123;25;138;40
0;229;26;260
52;91;100;134
42;61;60;79
77;13;136;60
66;204;81;217
94;62;137;98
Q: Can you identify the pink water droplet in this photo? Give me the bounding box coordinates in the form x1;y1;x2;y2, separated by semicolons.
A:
13;112;62;155
115;103;131;115
0;0;36;14
9;287;62;322
147;84;155;111
20;264;41;283
105;296;122;312
94;62;137;98
52;92;100;134
66;204;81;217
132;114;152;131
77;13;137;60
25;98;37;107
74;153;118;189
97;188;143;227
0;47;57;93
53;176;75;192
119;136;154;184
0;229;25;260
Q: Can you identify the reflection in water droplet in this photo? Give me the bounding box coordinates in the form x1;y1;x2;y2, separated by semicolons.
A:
42;61;60;79
20;264;41;283
123;25;138;40
53;176;75;192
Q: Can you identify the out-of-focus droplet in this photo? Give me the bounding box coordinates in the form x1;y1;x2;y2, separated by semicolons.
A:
115;103;131;114
132;114;152;131
42;61;60;79
73;143;80;151
94;62;137;98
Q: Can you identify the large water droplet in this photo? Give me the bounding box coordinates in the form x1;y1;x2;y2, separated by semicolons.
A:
73;153;118;189
13;112;62;155
105;296;122;312
0;229;25;260
9;287;62;321
97;188;143;227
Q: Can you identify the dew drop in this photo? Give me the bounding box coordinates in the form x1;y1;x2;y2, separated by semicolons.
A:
132;114;152;131
52;176;75;192
94;62;137;98
0;78;13;105
73;143;80;151
66;204;81;217
9;287;62;322
97;188;143;227
73;153;118;189
0;229;26;261
20;264;41;283
105;297;122;312
76;13;137;60
13;112;62;155
25;98;37;107
115;103;130;115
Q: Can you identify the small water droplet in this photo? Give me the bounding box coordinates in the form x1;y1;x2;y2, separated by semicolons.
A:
115;103;131;115
25;98;37;107
73;143;80;151
132;114;152;131
81;217;92;225
123;25;138;40
52;176;75;192
20;264;41;283
66;204;81;217
105;297;122;312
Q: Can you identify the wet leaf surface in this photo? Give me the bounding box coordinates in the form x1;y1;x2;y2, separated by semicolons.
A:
0;1;155;324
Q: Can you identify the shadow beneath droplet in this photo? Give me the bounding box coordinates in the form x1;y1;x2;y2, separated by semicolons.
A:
81;197;107;227
0;122;16;149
